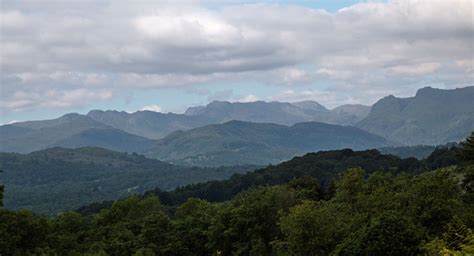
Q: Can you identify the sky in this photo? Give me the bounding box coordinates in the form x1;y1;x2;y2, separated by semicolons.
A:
0;0;472;124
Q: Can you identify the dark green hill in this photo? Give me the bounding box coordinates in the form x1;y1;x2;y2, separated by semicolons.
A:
145;121;391;166
144;148;426;206
136;146;460;209
0;147;255;214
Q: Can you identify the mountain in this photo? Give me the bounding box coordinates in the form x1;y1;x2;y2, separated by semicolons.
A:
0;147;255;214
184;100;369;126
144;120;391;166
186;100;328;125
0;114;154;153
357;86;474;145
88;100;370;140
328;104;371;125
0;106;378;161
87;110;211;139
1;100;371;153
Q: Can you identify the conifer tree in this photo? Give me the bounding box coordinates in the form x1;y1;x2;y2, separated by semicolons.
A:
460;132;474;162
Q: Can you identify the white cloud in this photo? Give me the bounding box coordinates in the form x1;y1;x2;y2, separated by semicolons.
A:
0;89;113;112
140;104;162;112
237;94;260;103
0;0;472;113
0;120;19;125
388;62;441;76
266;89;349;107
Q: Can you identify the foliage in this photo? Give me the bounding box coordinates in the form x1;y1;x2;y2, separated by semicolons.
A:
459;132;474;163
0;143;471;255
1;163;472;255
0;147;255;215
277;200;352;255
423;217;474;255
137;147;460;211
0;184;3;207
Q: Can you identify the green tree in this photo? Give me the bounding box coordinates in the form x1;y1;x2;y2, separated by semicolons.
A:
277;200;352;255
0;184;3;208
0;169;3;207
405;169;462;235
287;176;322;201
334;212;423;256
460;132;474;162
174;198;217;255
423;216;474;255
50;211;89;254
208;186;299;255
0;209;50;255
90;195;183;255
334;168;366;210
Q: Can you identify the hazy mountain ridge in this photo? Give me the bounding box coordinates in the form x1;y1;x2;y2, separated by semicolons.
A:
184;100;369;126
1;87;472;158
87;100;370;139
357;86;474;145
0;114;154;153
87;110;211;139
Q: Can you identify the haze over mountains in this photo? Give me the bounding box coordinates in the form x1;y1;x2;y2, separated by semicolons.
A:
87;100;370;139
1;86;473;166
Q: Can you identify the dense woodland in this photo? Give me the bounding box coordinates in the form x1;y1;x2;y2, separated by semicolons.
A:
0;134;473;255
0;148;255;214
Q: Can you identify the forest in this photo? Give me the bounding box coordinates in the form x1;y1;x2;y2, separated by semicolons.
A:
0;133;473;255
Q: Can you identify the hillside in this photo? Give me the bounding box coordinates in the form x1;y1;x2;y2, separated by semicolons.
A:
2;138;470;256
357;86;474;145
145;121;391;166
0;147;255;214
78;145;461;212
0;114;155;153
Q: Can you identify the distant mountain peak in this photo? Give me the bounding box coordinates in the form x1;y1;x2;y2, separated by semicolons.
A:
60;113;81;119
291;100;328;112
357;86;474;145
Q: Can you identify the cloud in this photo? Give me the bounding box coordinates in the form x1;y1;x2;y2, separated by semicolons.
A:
237;94;260;103
0;120;19;125
0;88;113;112
0;0;472;113
140;104;162;112
388;62;441;76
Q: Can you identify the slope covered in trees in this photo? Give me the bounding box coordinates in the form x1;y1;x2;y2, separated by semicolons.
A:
1;156;472;255
78;145;461;214
0;135;471;255
0;147;255;214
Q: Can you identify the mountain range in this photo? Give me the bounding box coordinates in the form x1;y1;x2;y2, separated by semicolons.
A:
1;86;472;166
144;121;390;166
87;100;370;139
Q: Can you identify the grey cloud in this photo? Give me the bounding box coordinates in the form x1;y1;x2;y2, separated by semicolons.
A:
0;0;472;112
